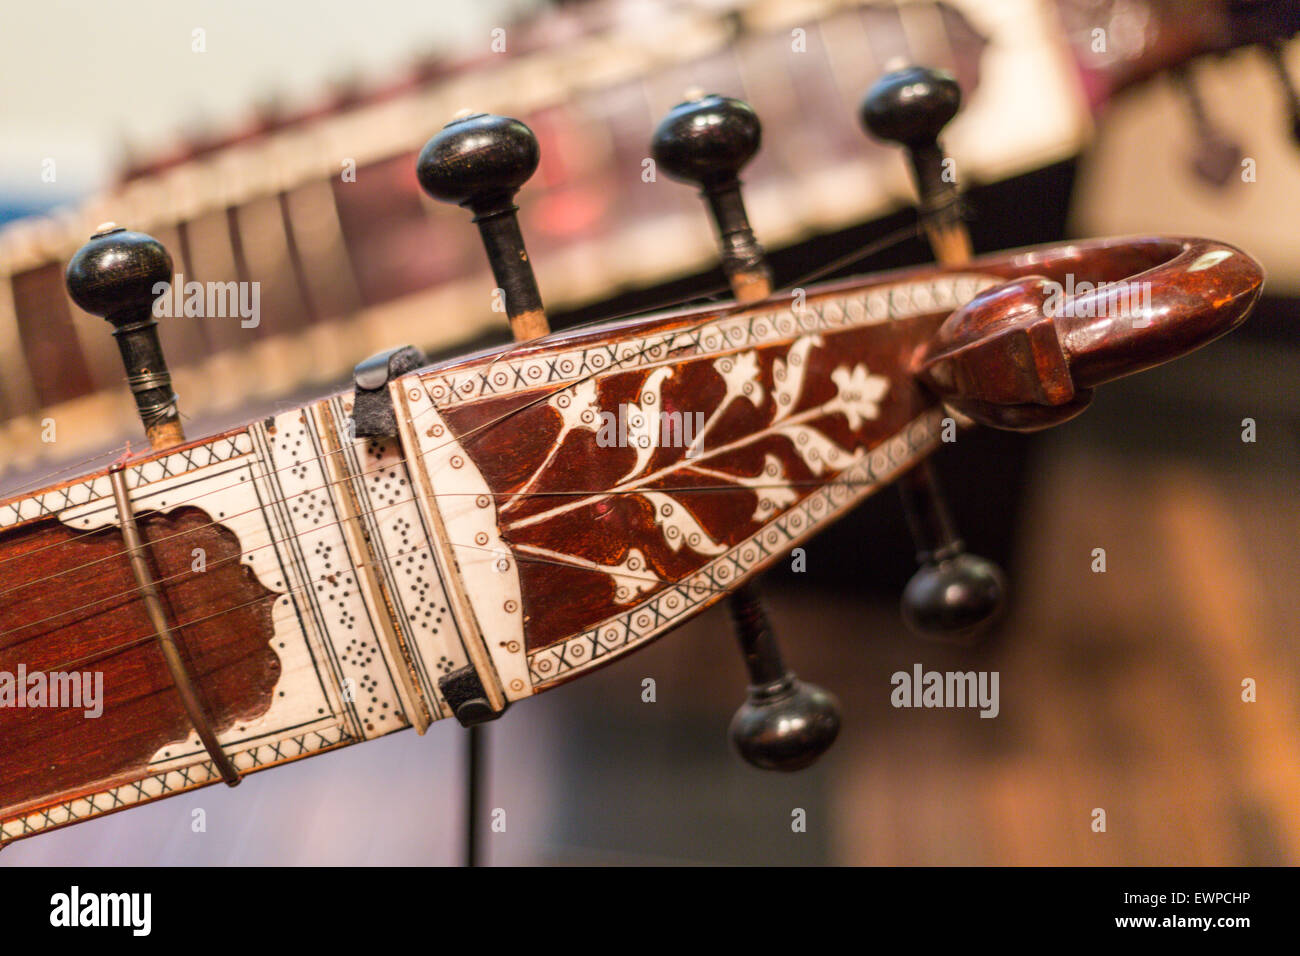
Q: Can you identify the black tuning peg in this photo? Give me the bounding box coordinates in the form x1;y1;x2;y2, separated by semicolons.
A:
860;64;960;161
856;68;1006;642
898;462;1004;643
651;93;772;302
653;94;830;760
417;112;550;342
66;224;185;451
860;65;970;261
728;582;840;771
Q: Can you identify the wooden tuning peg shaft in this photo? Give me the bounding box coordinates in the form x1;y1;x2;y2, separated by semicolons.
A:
417;113;549;342
653;99;841;758
652;94;772;302
898;461;1005;643
858;68;1006;641
860;66;970;265
728;582;840;771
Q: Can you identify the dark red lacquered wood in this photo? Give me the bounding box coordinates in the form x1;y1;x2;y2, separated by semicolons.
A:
419;235;1263;658
916;237;1264;429
440;315;939;651
0;508;279;816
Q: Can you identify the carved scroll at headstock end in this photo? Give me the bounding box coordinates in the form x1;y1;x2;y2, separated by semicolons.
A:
912;274;1096;432
912;237;1264;432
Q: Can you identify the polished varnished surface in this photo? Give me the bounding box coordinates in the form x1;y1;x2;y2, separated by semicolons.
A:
415;235;1263;658
439;313;939;652
918;237;1264;429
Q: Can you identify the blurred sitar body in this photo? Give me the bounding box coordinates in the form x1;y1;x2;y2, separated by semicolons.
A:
4;0;1292;472
0;235;1262;845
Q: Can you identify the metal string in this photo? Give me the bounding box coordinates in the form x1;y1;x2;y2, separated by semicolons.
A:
0;471;892;650
20;536;743;677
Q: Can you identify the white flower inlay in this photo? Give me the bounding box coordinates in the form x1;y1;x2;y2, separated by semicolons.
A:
827;364;890;429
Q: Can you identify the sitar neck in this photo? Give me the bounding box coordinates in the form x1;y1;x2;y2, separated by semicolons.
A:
0;231;1262;845
0;263;996;844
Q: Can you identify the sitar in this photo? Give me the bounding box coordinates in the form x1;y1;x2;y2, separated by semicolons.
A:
0;65;1263;851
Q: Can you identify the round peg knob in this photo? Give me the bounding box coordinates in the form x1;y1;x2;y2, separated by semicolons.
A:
651;94;762;188
66;223;172;324
731;674;842;772
901;552;1005;645
859;67;971;269
651;94;772;302
416;113;548;341
896;461;1005;644
66;225;185;450
859;65;961;150
727;583;840;771
416;112;540;209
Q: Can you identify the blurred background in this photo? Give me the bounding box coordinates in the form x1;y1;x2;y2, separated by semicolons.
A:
1;0;1297;864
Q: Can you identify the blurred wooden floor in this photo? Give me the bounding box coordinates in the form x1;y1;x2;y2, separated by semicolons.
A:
828;441;1300;865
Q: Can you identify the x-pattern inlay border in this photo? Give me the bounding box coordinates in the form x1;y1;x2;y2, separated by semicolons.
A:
0;432;254;529
423;276;997;409
0;724;351;845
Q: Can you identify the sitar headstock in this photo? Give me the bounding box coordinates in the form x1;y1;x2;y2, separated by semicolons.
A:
394;71;1255;768
53;64;1263;791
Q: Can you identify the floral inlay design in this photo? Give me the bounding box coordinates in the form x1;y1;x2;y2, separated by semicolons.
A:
500;333;891;604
